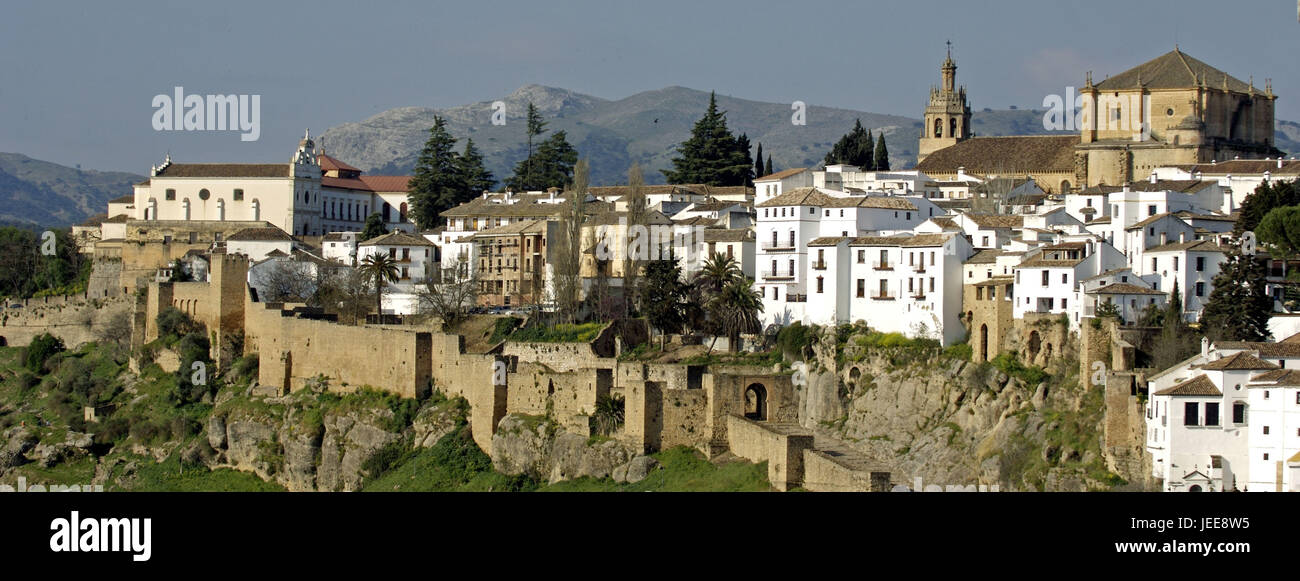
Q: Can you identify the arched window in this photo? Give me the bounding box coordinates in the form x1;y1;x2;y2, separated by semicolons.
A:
382;202;392;222
950;117;958;138
933;118;943;138
399;202;408;222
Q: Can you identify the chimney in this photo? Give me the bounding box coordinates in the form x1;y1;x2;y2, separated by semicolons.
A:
957;166;966;179
1179;231;1186;243
1149;173;1158;184
1160;231;1167;245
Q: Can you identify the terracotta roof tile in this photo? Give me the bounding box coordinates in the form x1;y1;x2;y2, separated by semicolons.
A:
914;135;1077;174
1198;351;1280;371
1153;374;1221;396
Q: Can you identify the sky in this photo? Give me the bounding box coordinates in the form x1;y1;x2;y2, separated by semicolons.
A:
1;0;1296;173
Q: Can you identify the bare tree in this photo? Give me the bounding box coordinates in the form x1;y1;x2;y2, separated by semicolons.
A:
94;308;133;349
622;162;648;317
312;266;373;324
417;254;479;330
551;158;589;324
258;260;317;303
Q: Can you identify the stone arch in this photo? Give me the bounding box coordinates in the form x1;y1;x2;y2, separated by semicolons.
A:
1059;180;1071;194
1188;485;1202;492
744;383;767;421
950;117;958;138
382;202;392;222
1027;330;1042;362
933;117;943;138
979;324;989;362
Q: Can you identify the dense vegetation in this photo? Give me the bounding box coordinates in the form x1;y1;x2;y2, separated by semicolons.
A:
0;226;91;298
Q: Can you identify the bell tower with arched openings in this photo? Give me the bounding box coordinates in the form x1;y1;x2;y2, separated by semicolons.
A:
918;42;972;164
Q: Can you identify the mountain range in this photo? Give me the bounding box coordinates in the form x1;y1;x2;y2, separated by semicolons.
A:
2;84;1297;227
0;153;143;228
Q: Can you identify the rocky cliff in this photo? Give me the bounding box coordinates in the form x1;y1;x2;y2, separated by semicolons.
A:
793;323;1139;491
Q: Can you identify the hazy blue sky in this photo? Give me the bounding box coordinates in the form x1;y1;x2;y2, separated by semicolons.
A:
1;0;1296;173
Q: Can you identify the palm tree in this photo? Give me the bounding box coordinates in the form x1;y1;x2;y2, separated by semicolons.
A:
360;252;400;320
710;277;764;352
698;252;742;295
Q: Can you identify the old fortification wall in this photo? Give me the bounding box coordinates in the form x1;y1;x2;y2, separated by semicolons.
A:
726;415;814;491
802;450;893;492
0;293;132;348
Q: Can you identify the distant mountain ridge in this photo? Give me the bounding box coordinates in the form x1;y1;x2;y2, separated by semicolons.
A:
0;153;143;228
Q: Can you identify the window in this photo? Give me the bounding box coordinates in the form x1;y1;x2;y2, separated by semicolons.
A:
1173;257;1179;272
857;250;865;263
1062;298;1068;309
1195;282;1205;297
1041;271;1049;286
1233;402;1246;423
929;277;935;292
233;188;244;201
1263;426;1270;435
1196;256;1205;271
1062;273;1068;284
1151;257;1157;271
1265;391;1270;400
199;188;210;201
1148;205;1157;216
981;236;989;246
1264;453;1270;460
810;207;816;215
816;277;824;293
165;189;176;201
1184;402;1199;426
856;279;865;298
1205;402;1219;426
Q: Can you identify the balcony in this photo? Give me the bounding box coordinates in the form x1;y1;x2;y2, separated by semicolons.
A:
911;263;926;273
872;261;893;271
787;294;808;303
870;290;895;300
812;261;827;271
910;291;926;300
761;269;796;281
762;242;797;252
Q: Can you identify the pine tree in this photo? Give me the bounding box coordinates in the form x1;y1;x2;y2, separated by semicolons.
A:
507;130;578;191
642;259;686;347
765;155;773;176
454;138;495;200
1236;179;1300;234
523;102;548;189
873;133;891;171
754;143;765;178
824;119;873;170
1199;249;1274;342
406;116;463;230
663;91;751;186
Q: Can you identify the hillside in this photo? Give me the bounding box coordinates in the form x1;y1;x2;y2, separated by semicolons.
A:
320;85;1083;187
0;153;143;228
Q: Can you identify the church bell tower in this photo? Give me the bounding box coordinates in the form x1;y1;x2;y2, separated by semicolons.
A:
918;42;973;163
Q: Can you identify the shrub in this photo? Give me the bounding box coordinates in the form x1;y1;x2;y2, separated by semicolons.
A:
990;352;1048;385
24;333;65;374
156;307;201;340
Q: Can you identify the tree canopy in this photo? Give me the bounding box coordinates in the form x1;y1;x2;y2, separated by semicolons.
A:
662;92;753;186
1199;249;1274;343
406;116;493;230
824;119;874;170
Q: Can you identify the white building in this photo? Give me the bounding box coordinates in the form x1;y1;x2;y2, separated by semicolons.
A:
225;226;295;262
357;230;438;314
1151;158;1300;211
754;168;813;202
801;233;973;344
1145;335;1300;492
1012;240;1127;328
321;231;360;265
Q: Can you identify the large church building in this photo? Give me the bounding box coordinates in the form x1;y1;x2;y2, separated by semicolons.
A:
916;47;1282;191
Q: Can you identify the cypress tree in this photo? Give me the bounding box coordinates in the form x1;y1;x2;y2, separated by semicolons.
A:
765;155;773;176
664;91;750;186
873;133;891;171
754;143;765;178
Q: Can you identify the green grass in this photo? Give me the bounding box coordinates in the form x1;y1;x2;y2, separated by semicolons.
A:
510;322;605;343
362;426;537;492
110;451;286;492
